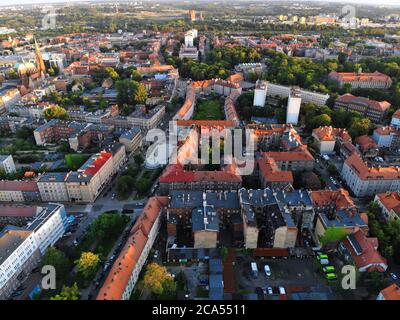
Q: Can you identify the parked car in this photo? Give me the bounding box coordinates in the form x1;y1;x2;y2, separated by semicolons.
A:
264;264;271;277
390;272;398;280
278;286;286;295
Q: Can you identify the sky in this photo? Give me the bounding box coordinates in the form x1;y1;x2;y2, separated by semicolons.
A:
0;0;399;6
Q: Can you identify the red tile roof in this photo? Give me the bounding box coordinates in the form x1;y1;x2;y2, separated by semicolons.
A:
336;93;391;112
313;126;351;143
329;71;392;85
311;188;355;209
258;157;293;183
380;284;400;300
344;153;400;180
0;180;39;192
376;192;400;216
342;229;387;272
96;196;169;300
83;152;112;176
265;146;314;162
0;205;37;218
355;135;377;153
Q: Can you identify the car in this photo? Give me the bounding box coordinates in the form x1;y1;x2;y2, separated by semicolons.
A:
63;232;72;237
266;287;273;295
390;272;398;280
278;286;286;295
111;193;116;200
323;266;335;273
264;264;271;277
73;240;78;247
326;273;338;280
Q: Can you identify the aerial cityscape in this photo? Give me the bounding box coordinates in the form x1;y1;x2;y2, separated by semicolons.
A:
1;0;400;305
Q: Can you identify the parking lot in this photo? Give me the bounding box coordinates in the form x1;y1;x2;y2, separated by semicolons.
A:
235;254;340;298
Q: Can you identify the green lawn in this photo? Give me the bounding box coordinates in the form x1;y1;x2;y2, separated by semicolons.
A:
65;154;90;170
193;99;223;120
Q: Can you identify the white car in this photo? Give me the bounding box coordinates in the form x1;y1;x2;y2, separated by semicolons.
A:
390;272;398;280
264;265;271;277
279;286;286;295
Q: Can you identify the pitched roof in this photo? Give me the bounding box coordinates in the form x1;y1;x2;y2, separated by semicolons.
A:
344;153;400;180
313;126;351;143
329;71;392;84
311;188;355;209
96;196;168;300
380;284;400;300
336;93;391;112
265;146;314;162
0;180;39;192
376;192;400;216
342;229;387;272
257;157;293;183
355;135;377;153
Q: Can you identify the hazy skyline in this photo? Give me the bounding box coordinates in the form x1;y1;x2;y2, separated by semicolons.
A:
0;0;400;7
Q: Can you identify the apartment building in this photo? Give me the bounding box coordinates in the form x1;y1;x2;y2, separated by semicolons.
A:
334;94;391;123
97;197;169;300
253;80;268;107
312;126;352;155
286;87;302;125
0;181;41;202
265;146;315;172
0;155;16;174
341;153;400;197
0;203;67;299
390;109;400;129
37;144;126;203
265;82;329;107
119;128;142;153
372;126;400;150
0;227;40;300
328;71;392;89
375;192;400;221
257;156;293;189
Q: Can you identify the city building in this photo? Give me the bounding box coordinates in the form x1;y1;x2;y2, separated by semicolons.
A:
119;128;142;153
311;189;368;239
264;146;314;172
253;80;268;107
38;144;126;203
312;126;352;155
354;135;379;158
328;71;392;89
0;155;16;174
339;229;388;273
0;180;41;202
334;94;391;123
341;153;400;197
286;87;302;125
265;82;329;107
390;109;400;129
374;192;400;221
372;126;400;150
159;163;242;194
0;203;67;299
257;156;293;189
377;284;400;300
96;197;169;300
0;227;40;300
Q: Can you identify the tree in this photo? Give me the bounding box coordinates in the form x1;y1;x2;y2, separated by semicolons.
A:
41;247;70;281
50;283;80;300
320;227;347;246
348;118;371;138
116;175;135;198
309;114;331;129
43;105;68;120
136;177;151;195
133;83;148;105
134;153;144;166
75;252;100;280
143;263;177;296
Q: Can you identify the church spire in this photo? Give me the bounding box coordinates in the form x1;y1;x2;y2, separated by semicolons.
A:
34;37;46;77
